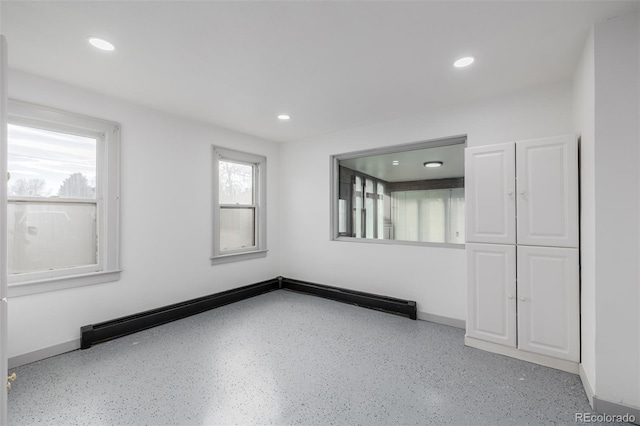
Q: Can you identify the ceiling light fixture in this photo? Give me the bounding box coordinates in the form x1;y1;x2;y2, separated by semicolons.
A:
424;161;444;168
392;160;400;166
88;37;115;51
454;56;474;68
278;114;290;120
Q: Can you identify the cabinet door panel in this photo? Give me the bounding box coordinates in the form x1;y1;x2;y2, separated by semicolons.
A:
465;143;516;244
466;243;516;347
517;246;579;361
516;135;578;247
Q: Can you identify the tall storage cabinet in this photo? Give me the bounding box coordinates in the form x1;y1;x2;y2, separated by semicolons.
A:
465;135;579;373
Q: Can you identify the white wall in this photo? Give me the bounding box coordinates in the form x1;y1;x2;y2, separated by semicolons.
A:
279;81;573;321
573;28;597;394
7;70;281;360
592;13;640;409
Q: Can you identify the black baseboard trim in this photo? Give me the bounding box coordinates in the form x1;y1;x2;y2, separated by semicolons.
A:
80;276;417;350
80;279;279;349
281;277;417;320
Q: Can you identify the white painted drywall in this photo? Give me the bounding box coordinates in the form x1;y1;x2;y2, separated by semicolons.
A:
279;81;573;321
573;27;597;394
593;13;640;409
6;70;281;359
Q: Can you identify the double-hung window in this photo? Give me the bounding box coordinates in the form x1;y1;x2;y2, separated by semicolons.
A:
211;146;266;264
7;100;120;296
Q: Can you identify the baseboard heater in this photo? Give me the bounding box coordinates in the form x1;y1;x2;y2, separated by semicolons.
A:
280;277;417;320
80;276;417;349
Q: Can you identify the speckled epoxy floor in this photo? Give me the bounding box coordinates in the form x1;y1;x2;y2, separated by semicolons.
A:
8;290;607;425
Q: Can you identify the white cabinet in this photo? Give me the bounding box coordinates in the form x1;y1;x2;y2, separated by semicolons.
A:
466;135;578;248
466;243;516;347
517;246;579;362
516;135;578;248
465;135;579;370
465;143;516;245
467;244;579;363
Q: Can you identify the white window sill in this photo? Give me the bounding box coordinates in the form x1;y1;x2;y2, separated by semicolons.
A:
8;270;122;298
210;250;268;265
333;236;466;249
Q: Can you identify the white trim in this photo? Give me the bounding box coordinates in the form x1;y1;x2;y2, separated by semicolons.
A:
330;135;467;246
8;100;118;135
464;336;579;374
8;339;80;369
580;365;640;421
417;311;466;329
579;364;595;407
8;264;102;285
334;135;467;161
211;145;267;264
334;236;465;250
6;100;121;295
209;250;268;265
593;397;640;420
8;270;121;298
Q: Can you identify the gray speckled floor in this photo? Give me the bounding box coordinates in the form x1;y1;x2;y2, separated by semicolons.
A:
7;290;608;425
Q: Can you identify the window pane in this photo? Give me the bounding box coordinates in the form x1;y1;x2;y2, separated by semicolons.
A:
8;124;97;199
420;190;446;243
392;189;465;243
353;176;362;238
377;183;384;240
8;202;97;275
220;207;255;251
365;179;375;238
449;188;466;243
219;160;253;205
338;199;347;233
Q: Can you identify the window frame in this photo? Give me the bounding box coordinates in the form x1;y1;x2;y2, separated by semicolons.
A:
330;135;467;249
7;100;121;297
345;170;385;239
211;146;267;264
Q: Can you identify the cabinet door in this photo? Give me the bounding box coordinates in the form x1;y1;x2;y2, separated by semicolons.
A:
517;246;579;362
465;143;516;244
466;243;517;347
516;135;578;247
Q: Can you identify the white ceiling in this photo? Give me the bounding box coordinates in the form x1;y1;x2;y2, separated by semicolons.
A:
341;143;465;182
1;1;637;143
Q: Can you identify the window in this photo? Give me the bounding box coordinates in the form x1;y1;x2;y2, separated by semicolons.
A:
331;136;466;248
211;146;266;264
391;188;465;244
7;100;120;296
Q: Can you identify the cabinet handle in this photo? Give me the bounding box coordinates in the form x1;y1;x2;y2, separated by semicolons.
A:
6;372;16;391
519;296;527;301
507;191;513;196
519;190;526;195
507;294;514;299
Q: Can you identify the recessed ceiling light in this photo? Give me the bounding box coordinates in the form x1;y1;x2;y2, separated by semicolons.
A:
392;160;400;166
424;161;444;168
454;56;474;68
88;37;115;51
278;114;290;120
